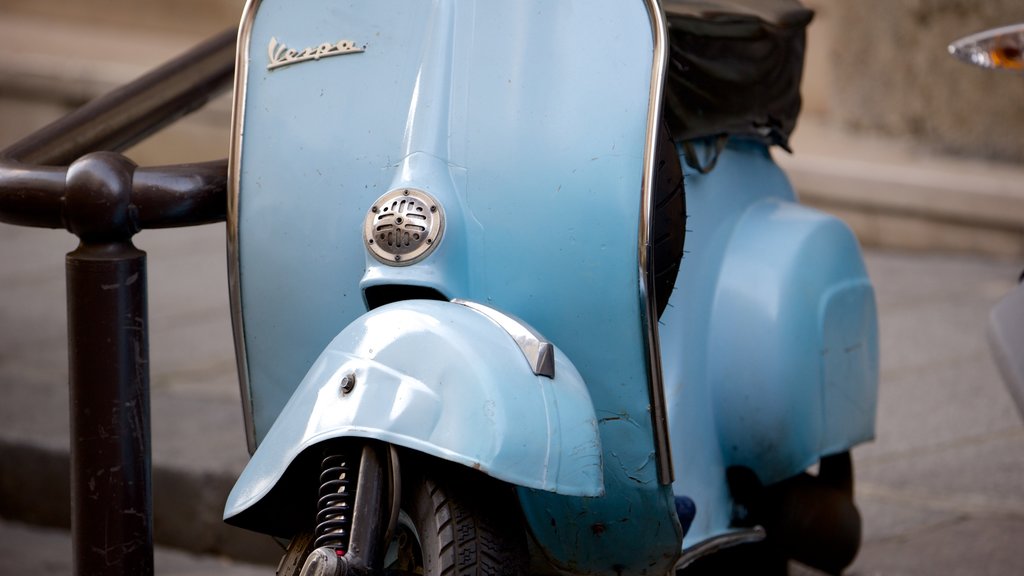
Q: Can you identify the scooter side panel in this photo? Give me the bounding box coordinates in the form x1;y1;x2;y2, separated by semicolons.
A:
224;300;602;535
662;140;878;548
708;198;878;483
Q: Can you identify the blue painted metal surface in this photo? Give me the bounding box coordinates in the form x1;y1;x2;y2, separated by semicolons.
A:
223;300;603;522
707;197;878;478
228;0;881;569
231;0;683;573
661;139;879;548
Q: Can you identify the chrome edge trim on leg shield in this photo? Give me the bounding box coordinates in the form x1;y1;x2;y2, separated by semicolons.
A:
229;0;261;454
640;0;674;485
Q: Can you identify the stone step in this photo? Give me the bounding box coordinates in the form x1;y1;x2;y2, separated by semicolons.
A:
783;117;1024;258
0;518;270;575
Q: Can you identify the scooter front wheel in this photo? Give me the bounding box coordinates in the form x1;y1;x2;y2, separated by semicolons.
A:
277;454;528;576
385;458;528;576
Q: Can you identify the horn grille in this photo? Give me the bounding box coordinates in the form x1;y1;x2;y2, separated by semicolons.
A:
364;188;444;265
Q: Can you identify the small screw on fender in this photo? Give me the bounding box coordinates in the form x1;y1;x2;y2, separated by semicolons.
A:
340;373;356;394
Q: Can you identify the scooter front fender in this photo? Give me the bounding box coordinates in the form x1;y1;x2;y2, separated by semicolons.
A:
224;299;603;536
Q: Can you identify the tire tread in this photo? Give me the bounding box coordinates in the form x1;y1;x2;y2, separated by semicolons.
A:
408;461;526;576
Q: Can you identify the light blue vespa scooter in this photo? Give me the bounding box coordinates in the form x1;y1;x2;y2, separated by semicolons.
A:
222;0;878;574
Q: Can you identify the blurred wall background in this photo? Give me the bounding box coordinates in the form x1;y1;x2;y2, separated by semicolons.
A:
804;0;1024;163
0;0;242;164
1;0;1022;255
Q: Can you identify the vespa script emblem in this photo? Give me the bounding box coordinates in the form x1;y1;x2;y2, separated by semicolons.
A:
267;37;365;71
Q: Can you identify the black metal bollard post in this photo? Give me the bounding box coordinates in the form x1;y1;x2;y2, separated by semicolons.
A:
64;153;153;576
0;152;227;576
0;27;233;575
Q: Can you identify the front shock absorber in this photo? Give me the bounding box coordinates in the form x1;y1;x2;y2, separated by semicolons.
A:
314;451;358;551
300;443;390;576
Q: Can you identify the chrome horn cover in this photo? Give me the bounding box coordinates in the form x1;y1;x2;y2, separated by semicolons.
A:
364;188;444;266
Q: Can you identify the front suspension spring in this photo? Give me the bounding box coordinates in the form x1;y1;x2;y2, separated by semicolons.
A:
313;452;358;551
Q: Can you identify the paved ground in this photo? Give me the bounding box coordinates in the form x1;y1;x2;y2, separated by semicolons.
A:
0;221;1022;575
0;519;267;576
846;252;1024;576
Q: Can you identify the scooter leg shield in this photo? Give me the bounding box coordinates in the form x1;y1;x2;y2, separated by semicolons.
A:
223;299;603;538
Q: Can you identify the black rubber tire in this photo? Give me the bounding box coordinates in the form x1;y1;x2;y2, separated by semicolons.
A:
651;120;687;318
392;459;527;576
678;453;861;576
762;453;861;575
278;460;528;576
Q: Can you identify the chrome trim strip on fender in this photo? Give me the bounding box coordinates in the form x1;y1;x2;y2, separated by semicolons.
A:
452;299;556;379
229;0;261;454
639;0;675;485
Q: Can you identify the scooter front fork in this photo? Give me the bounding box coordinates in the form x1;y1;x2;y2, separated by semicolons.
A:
298;442;398;576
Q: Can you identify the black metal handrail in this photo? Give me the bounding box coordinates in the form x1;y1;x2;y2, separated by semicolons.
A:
0;159;228;229
0;27;237;576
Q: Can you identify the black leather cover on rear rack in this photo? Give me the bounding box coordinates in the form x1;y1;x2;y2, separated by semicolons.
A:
662;0;813;149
